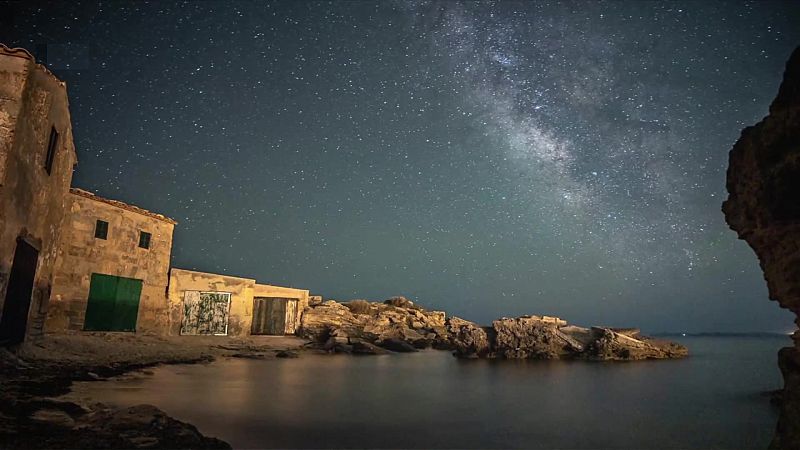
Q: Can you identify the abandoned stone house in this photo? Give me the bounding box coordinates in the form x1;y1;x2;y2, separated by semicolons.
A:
0;45;77;343
0;45;310;342
45;188;177;334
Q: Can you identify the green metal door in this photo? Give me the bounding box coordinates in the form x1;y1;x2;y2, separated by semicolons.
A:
84;273;142;331
113;277;143;331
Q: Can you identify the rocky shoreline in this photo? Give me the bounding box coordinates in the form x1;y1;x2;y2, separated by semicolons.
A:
299;297;688;361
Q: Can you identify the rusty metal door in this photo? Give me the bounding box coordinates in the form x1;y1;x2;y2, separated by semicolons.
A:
181;291;231;335
251;297;293;335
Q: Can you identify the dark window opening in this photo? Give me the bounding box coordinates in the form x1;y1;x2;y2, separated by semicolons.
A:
138;231;151;249
94;220;108;239
44;126;59;175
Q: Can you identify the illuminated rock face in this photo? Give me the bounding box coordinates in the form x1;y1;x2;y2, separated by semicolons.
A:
723;46;800;449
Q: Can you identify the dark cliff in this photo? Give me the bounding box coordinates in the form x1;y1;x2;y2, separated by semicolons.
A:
723;46;800;449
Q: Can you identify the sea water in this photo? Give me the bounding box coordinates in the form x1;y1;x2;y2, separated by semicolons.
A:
68;335;788;449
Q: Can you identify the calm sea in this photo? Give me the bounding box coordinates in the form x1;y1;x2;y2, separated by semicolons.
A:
69;335;789;449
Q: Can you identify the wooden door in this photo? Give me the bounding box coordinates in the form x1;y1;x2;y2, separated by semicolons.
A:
251;297;291;335
0;239;39;343
285;299;298;334
181;291;231;335
83;273;142;332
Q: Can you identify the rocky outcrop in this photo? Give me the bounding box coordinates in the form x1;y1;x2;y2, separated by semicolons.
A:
723;46;800;450
445;317;493;358
493;316;582;359
448;315;687;360
582;327;688;361
298;297;450;353
301;300;687;361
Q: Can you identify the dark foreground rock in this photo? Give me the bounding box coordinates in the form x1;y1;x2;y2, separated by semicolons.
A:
723;46;800;449
4;402;229;449
0;351;230;449
299;298;687;361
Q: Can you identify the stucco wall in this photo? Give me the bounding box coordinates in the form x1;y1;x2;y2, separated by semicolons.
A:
167;268;253;336
46;191;175;333
0;47;77;340
168;268;309;336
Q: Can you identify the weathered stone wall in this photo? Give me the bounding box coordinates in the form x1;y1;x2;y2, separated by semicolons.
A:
723;46;800;449
168;268;309;336
46;190;175;334
0;46;77;340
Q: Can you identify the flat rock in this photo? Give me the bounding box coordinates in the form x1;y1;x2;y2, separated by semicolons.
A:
377;338;418;353
351;340;390;355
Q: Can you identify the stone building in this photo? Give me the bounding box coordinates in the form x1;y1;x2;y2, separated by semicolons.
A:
0;45;77;343
168;268;309;336
46;188;176;334
0;44;312;340
44;191;310;336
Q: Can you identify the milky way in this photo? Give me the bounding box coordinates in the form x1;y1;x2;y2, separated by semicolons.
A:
3;1;799;331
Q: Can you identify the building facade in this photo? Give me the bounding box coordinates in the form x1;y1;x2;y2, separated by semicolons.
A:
46;189;176;334
0;45;77;343
168;268;309;337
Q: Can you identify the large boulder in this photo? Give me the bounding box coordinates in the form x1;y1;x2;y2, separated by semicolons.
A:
299;297;450;353
446;317;493;358
492;316;584;359
722;46;800;449
298;301;364;341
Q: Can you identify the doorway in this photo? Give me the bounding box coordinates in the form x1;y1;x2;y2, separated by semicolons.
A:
83;273;143;332
0;239;39;344
180;291;231;335
251;297;298;335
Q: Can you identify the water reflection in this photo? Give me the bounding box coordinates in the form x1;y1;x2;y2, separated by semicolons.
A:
69;337;786;449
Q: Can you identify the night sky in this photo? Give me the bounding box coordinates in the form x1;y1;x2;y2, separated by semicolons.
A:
3;1;799;332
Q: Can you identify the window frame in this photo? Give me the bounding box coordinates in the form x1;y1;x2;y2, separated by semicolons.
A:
94;220;109;240
138;231;151;249
44;126;59;175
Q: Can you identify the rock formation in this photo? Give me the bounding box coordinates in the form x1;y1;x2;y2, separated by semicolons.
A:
448;315;686;360
723;46;800;450
298;297;451;353
299;298;687;361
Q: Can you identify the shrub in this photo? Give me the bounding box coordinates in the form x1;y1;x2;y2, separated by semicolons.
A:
344;299;372;315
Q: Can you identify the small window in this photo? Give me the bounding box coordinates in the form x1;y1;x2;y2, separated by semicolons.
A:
44;126;59;175
94;220;108;239
138;231;151;249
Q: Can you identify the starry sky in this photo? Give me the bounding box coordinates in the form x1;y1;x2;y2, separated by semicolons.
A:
3;1;800;332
